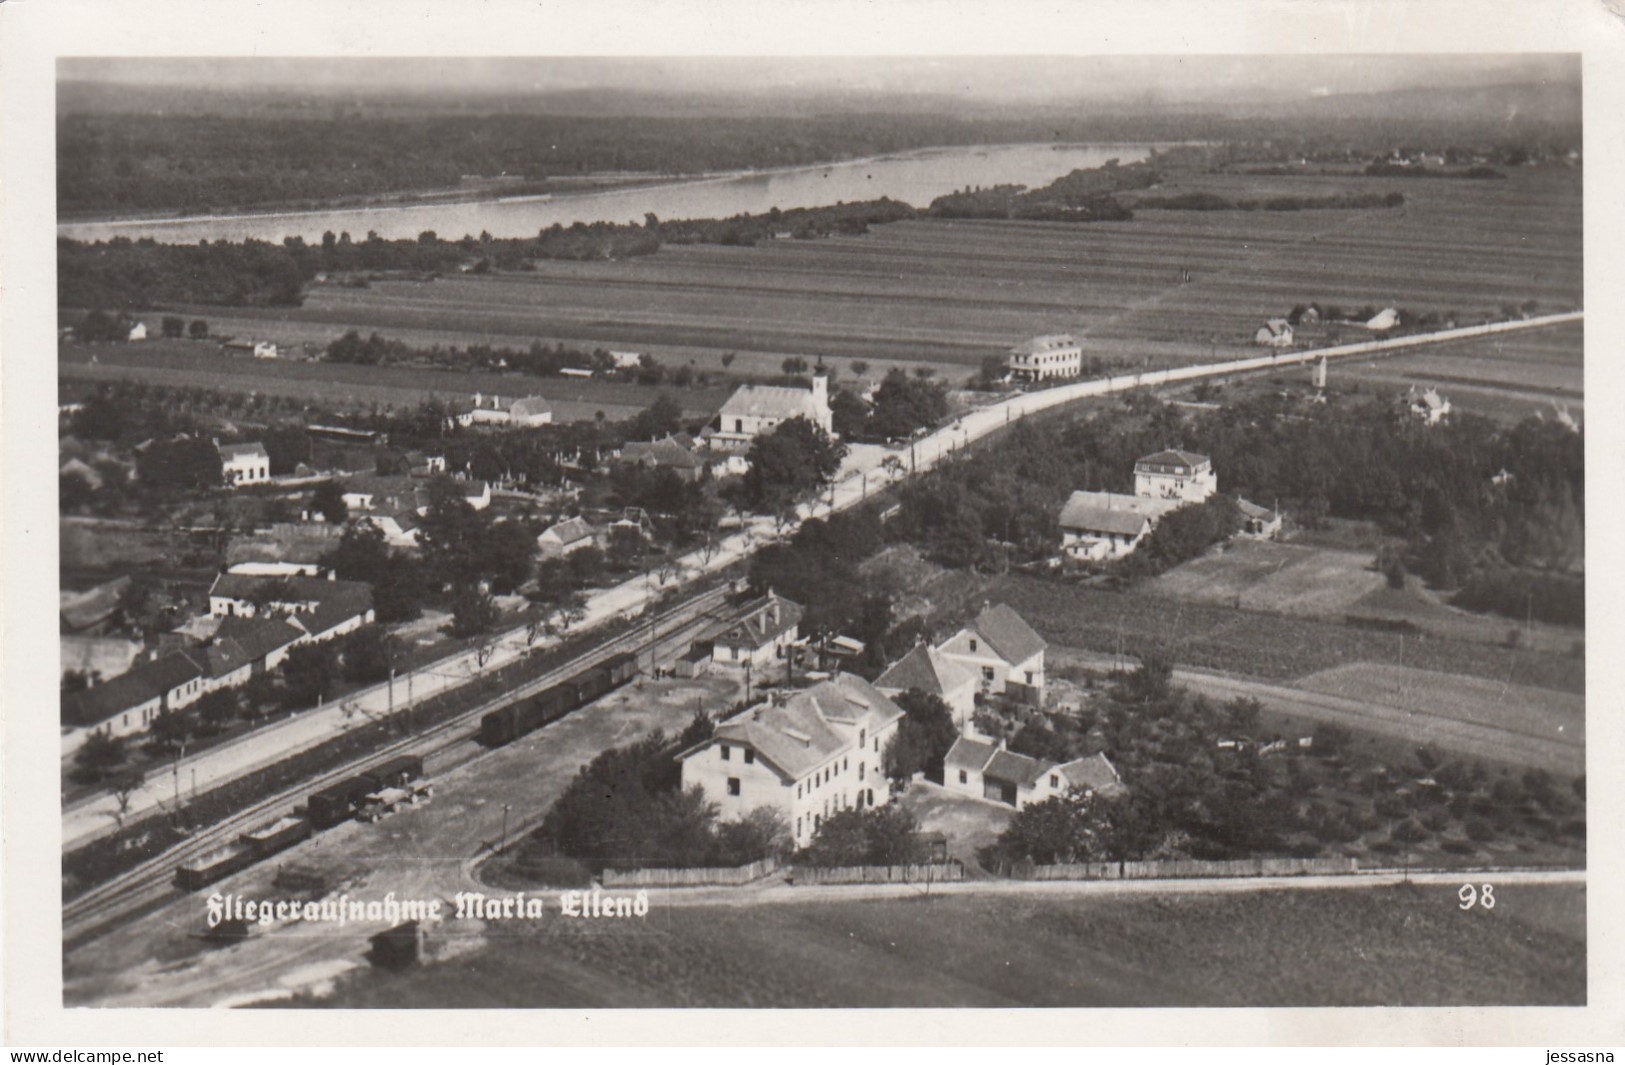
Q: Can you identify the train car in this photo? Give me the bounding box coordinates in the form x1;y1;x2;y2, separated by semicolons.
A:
239;815;312;859
363;754;423;789
513;694;549;737
534;685;571;726
307;775;376;828
174;841;258;891
603;651;638;688
480;703;520;747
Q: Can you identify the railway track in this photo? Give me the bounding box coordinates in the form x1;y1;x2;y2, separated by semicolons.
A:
63;583;737;946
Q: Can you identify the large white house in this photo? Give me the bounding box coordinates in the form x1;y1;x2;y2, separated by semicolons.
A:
943;737;1122;809
1057;491;1181;560
1133;449;1217;504
454;393;554;428
874;642;978;730
217;442;271;487
710;591;804;671
679;672;905;846
704;375;833;451
935;603;1048;706
1006;334;1082;382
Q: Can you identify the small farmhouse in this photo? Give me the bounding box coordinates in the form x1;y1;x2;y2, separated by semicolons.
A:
710;591;803;671
944;737;1123;809
874;643;978;729
1364;307;1400;331
537;516;596;558
619;433;710;483
935;602;1048;706
217;442;271;487
1254;319;1294;347
1057;491;1179;561
704;375;833;451
1237;499;1283;540
459;394;554;428
1005;334;1083;382
678;672;905;846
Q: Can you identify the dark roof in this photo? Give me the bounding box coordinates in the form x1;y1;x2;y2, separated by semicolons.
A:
293;588;374;638
622;436;706;469
1135;449;1209;470
944;736;998;774
142;652;206;692
214;616;304;660
971;603;1047;665
875;644;974;696
63;669;162;727
202;638;253;679
983;748;1049;788
717;592;803;650
1057;491;1174;536
209;572;370;606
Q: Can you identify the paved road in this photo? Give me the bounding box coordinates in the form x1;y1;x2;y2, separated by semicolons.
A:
63;311;1581;845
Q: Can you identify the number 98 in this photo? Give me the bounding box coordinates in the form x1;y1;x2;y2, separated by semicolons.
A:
1458;884;1495;910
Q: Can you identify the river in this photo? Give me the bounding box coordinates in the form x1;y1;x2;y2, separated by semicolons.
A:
57;142;1158;245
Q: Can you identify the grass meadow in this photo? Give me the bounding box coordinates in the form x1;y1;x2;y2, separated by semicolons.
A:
311;882;1585;1008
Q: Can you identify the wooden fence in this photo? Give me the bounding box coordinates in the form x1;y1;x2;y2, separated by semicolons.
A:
790;861;965;886
599;856;779;888
1027;856;1358;881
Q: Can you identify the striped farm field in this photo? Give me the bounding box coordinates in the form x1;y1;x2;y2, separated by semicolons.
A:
1333;320;1583;422
58;340;730;423
189;167;1580;386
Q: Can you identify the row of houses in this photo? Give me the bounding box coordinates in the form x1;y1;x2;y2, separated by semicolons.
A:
63;572;376;750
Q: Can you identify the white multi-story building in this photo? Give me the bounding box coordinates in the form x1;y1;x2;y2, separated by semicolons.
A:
1005;334;1082;382
704;375;833;451
1133;449;1217;503
679;672;905;847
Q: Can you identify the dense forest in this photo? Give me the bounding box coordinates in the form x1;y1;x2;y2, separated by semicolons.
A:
892;391;1584;625
58;105;1579;217
926;159;1157;221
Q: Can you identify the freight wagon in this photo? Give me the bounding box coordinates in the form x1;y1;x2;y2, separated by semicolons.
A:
478;652;640;748
174;842;259;891
362;754;423;789
238;815;312;859
306;775;376;828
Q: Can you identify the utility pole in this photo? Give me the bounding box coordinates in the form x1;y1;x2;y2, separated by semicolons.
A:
499;803;511;855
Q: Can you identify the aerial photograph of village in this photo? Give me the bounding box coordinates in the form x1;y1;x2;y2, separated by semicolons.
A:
51;52;1585;1010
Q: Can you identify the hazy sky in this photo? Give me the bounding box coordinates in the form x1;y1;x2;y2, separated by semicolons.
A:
57;54;1578;105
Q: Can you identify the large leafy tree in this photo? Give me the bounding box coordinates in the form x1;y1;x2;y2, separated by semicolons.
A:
868;369;948;441
882;689;959;784
740;416;844;511
799;804;924;867
996;788;1106;865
